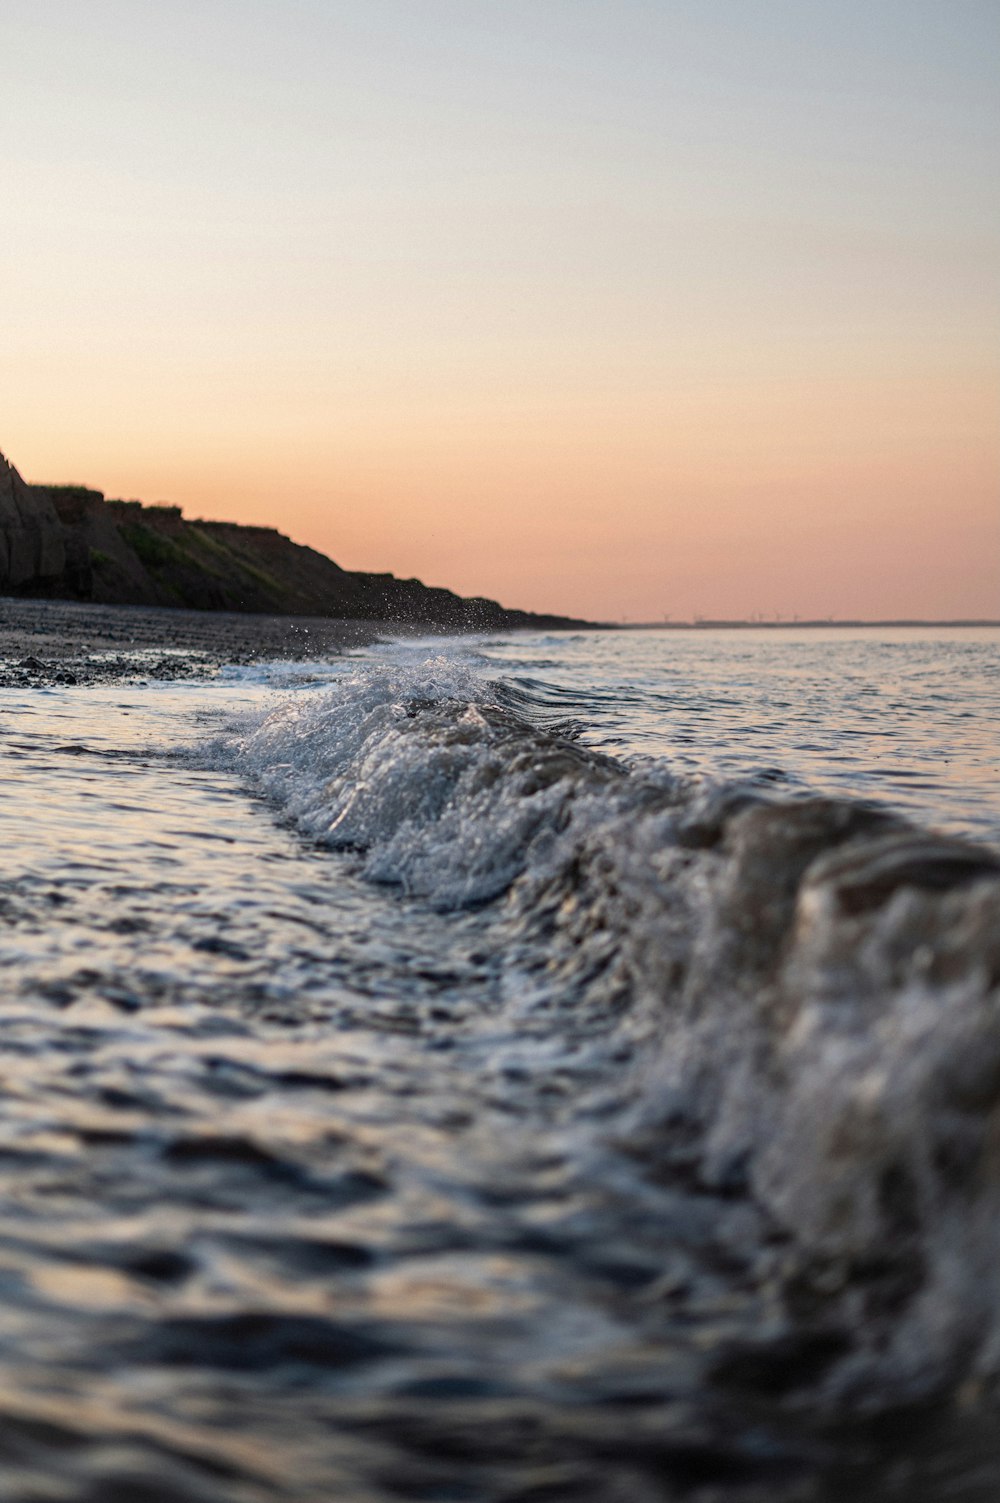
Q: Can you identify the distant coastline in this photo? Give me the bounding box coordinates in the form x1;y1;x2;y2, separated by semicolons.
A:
5;452;993;635
620;618;1000;630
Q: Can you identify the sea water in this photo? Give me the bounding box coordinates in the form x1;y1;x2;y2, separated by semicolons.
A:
0;626;998;1501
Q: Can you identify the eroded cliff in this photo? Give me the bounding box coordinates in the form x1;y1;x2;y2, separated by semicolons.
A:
0;451;588;631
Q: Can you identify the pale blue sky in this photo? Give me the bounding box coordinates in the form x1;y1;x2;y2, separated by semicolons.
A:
2;1;997;617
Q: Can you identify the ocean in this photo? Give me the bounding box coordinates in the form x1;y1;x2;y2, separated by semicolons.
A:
1;624;998;1501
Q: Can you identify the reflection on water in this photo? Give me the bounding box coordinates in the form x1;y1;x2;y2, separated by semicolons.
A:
0;631;998;1501
474;627;1000;843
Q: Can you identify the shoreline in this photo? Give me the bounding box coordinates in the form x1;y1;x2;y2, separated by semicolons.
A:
0;596;388;687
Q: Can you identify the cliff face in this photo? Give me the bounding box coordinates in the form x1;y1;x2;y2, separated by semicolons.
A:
0;451;587;630
0;455;65;589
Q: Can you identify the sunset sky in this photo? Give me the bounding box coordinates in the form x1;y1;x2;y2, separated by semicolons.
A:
2;0;998;621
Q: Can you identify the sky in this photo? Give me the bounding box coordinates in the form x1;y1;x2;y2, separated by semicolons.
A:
1;0;998;621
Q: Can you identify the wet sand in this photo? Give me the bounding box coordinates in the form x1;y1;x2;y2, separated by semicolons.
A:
0;596;385;686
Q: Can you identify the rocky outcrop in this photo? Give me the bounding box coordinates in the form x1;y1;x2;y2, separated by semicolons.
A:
1;448;591;630
0;454;65;590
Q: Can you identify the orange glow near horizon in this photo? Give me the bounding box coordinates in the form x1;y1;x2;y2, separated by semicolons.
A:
8;366;997;621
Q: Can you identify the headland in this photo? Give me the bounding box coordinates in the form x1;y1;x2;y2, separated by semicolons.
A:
1;448;592;635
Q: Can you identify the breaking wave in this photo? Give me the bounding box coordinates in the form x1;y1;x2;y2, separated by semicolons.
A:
209;658;1000;1407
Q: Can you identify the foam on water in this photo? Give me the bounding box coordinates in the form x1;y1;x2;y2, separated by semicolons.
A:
211;654;1000;1404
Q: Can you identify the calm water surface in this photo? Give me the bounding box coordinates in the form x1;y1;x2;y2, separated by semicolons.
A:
473;627;1000;842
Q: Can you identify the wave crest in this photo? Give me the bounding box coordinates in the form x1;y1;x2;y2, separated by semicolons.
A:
209;660;1000;1401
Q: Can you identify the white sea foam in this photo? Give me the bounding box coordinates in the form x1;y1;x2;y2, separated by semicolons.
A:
208;656;1000;1402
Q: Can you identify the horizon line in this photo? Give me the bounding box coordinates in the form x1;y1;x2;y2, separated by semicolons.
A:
615;618;1000;630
